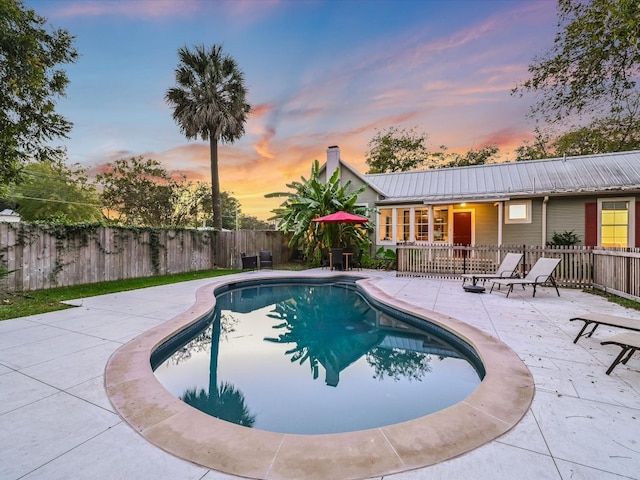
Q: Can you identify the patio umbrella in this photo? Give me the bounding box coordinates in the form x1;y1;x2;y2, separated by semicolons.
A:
312;211;369;224
312;211;369;264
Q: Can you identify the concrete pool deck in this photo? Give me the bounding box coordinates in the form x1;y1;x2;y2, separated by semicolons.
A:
1;269;639;479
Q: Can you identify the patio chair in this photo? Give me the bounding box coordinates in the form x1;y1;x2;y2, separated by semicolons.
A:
330;248;344;270
490;257;561;297
320;248;330;269
241;253;257;271
258;251;273;270
461;253;523;286
600;333;640;375
350;249;363;271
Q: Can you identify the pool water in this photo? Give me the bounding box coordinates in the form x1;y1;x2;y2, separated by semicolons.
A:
152;280;483;435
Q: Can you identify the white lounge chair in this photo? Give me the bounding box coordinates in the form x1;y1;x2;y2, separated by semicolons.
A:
461;253;523;286
569;312;640;344
490;257;561;297
601;333;640;375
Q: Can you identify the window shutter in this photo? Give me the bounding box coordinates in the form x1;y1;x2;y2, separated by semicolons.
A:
584;202;597;247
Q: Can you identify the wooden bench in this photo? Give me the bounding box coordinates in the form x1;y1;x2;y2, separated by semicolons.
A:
569;313;640;344
600;333;640;375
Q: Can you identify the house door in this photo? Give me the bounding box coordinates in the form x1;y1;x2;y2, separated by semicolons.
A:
453;212;472;246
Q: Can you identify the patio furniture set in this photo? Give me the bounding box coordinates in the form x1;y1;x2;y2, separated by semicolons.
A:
241;251;273;271
323;247;363;271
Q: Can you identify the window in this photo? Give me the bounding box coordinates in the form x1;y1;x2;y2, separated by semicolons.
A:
433;207;448;242
600;200;629;247
378;208;392;242
396;208;411;242
414;208;429;241
505;200;531;224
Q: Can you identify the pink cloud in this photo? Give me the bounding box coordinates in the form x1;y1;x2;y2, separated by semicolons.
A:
53;0;200;19
253;127;276;160
251;103;276;118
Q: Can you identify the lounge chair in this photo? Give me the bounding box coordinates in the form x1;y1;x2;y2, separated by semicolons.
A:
490;257;561;297
569;313;640;344
600;333;640;374
259;251;273;269
461;253;523;286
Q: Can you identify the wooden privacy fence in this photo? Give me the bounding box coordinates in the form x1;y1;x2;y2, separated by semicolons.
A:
214;229;292;269
397;244;593;287
0;223;291;292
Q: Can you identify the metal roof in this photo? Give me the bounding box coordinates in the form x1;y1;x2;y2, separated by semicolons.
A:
364;150;640;203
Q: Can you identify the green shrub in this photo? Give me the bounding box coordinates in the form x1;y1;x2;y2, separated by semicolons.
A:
548;230;581;246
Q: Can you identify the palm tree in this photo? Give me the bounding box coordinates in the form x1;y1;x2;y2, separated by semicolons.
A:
166;44;250;230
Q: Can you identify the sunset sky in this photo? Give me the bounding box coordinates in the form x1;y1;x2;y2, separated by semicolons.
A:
27;0;559;220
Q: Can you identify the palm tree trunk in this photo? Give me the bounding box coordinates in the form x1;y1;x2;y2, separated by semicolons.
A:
210;136;222;230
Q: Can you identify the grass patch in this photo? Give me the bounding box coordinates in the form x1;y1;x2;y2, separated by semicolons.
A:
584;288;640;311
0;268;239;321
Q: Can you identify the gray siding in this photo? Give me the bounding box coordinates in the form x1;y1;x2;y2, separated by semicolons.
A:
472;203;498;245
503;198;543;246
341;168;378;207
545;196;595;246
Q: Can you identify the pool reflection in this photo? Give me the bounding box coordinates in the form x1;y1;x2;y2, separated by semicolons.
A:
153;282;482;434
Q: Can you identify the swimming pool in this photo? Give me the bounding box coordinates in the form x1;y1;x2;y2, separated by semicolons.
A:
105;272;534;479
152;278;484;434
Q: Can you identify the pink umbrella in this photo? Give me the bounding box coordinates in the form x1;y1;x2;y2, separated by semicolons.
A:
312;211;369;223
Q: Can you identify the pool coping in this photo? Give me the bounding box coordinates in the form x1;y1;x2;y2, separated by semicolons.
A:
105;273;534;480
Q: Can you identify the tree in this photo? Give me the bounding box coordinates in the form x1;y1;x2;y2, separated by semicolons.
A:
0;0;77;193
513;128;554;161
553;115;640;155
183;185;272;230
365;126;431;173
438;145;500;168
513;0;640;127
513;115;640;161
7;159;103;222
96;156;189;227
165;44;251;231
239;215;272;230
266;160;372;263
365;126;501;172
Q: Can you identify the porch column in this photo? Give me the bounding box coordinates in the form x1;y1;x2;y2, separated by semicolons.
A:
542;196;549;246
392;208;397;243
409;207;415;242
497;202;503;246
427;205;434;243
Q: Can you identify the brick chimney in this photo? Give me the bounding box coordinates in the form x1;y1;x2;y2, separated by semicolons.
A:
326;145;340;183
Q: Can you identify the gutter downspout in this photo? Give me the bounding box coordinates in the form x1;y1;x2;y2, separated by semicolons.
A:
542;196;549;246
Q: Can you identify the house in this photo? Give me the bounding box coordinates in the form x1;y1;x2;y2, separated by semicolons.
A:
321;146;640;250
0;209;20;223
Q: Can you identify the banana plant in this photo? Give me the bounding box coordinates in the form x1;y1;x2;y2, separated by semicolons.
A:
266;160;373;264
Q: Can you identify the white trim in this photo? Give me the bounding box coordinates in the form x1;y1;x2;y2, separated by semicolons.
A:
377;207;394;245
505;200;532;224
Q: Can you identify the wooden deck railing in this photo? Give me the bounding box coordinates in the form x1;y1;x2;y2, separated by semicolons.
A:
397;244;640;301
592;248;640;301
